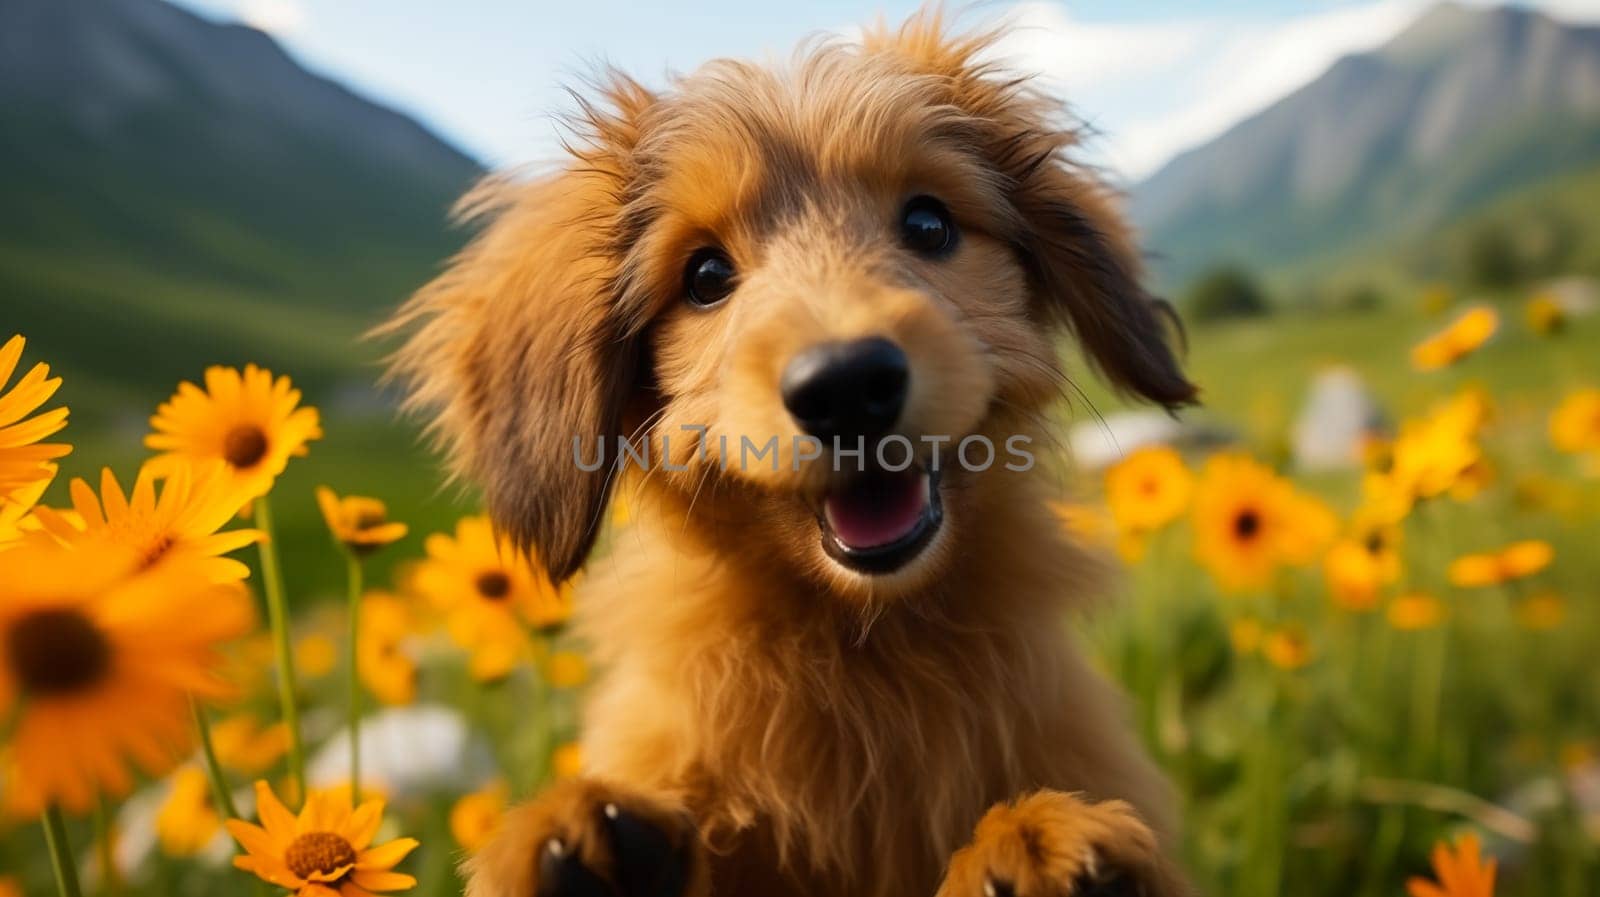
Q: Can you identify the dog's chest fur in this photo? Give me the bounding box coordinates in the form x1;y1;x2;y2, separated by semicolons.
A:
574;528;1166;897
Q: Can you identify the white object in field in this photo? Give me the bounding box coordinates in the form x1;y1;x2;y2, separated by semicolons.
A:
1069;409;1231;471
308;704;496;796
1293;367;1386;472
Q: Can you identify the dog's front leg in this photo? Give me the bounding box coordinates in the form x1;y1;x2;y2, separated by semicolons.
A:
464;778;707;897
934;791;1188;897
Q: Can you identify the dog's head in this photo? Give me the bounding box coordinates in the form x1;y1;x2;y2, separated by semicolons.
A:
387;13;1195;601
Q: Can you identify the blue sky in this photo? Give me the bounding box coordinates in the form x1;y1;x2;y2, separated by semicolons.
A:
167;0;1599;182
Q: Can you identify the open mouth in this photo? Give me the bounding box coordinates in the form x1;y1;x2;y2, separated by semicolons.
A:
818;466;943;574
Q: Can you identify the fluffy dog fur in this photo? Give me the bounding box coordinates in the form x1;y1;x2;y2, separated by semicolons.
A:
386;10;1197;897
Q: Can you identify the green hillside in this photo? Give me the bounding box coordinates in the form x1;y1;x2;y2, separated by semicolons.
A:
2;0;480;427
1134;3;1600;293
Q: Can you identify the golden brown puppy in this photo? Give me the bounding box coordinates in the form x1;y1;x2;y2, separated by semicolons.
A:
387;10;1197;897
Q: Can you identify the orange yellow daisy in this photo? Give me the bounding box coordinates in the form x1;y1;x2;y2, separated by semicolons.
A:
146;364;322;500
1191;453;1326;592
156;766;223;857
1447;540;1554;589
1406;832;1496;897
357;593;418;706
410;515;572;681
0;334;71;495
32;461;260;582
449;779;507;854
227;780;417;897
1411;307;1498;371
1104;445;1193;537
316;487;408;555
1549;387;1600;457
0;461;56;547
0;539;254;816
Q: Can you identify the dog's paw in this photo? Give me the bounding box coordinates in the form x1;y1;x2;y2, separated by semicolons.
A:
936;791;1180;897
464;779;703;897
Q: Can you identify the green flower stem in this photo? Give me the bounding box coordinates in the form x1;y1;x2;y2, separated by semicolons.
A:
189;697;240;822
255;495;305;800
92;797;119;897
345;551;364;799
41;805;83;897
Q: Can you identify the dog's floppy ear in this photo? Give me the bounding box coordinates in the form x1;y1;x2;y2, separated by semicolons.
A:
383;79;655;581
865;10;1196;409
1009;164;1198;410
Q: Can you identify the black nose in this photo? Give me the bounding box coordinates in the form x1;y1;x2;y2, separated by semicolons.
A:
780;337;909;442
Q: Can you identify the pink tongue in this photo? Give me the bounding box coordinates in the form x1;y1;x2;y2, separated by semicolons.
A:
824;472;928;549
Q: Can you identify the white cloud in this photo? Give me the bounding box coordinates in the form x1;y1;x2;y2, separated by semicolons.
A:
997;4;1211;91
997;0;1600;182
237;0;306;37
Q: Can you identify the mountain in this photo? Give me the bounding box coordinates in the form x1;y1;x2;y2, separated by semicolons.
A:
0;0;481;424
1131;2;1600;291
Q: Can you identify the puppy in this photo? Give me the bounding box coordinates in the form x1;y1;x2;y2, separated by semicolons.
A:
387;10;1196;897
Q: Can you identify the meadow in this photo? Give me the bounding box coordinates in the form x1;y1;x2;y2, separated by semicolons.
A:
1;284;1597;897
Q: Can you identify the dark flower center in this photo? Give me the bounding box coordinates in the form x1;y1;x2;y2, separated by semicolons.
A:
141;534;175;569
475;570;512;600
1364;532;1386;555
1233;509;1262;541
223;426;269;469
353;509;386;530
6;608;112;696
285;831;357;880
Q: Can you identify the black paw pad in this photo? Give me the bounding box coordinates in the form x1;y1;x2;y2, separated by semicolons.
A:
1072;867;1143;897
599;802;690;897
537;839;613;897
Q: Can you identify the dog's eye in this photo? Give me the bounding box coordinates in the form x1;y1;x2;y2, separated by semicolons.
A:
684;249;737;308
900;196;957;257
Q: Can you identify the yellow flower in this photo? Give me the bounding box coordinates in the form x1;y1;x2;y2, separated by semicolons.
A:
1386;392;1490;505
358;593;417;706
1104;445;1193;534
1228;618;1264;655
544;651;589;689
32;461;261;583
1191;454;1315;592
1448;540;1554;588
227;780;418;897
0;335;71;494
449;779;507;854
316;487;408;555
551;742;584;780
1515;592;1565;631
1322;521;1401;612
0;539;254;816
411;515;572;682
157;766;223;856
1526;293;1566;335
1275;490;1338;565
1406;831;1496;897
1387;592;1446;631
146;364;322;500
210;713;293;775
1262;627;1312;670
1411;307;1498;371
297;632;338;680
1549;388;1600;456
0;461;56;547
